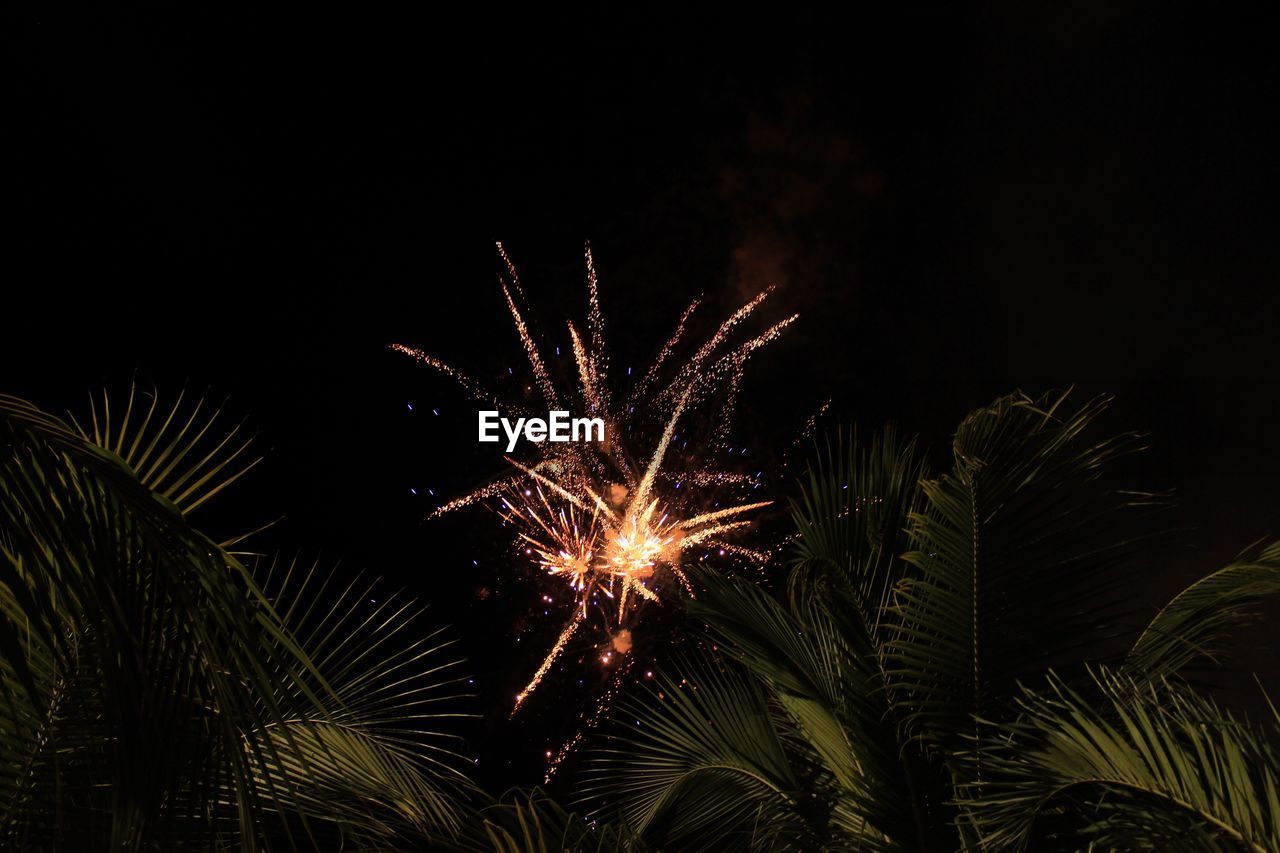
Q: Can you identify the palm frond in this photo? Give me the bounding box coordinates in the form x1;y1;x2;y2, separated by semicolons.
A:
963;668;1280;852
891;390;1161;760
72;384;260;515
1125;539;1280;680
250;557;479;846
620;427;948;849
454;788;644;853
0;392;322;849
579;656;829;851
686;564;952;850
789;425;926;625
0;392;477;849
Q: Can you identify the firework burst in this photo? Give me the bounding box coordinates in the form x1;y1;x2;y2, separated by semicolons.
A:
395;243;794;713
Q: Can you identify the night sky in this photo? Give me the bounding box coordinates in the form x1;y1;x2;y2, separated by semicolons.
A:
7;4;1279;786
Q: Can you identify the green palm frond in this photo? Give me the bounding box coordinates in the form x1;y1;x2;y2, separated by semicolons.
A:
250;558;478;846
455;788;644;853
0;392;326;849
579;657;830;851
963;668;1280;852
673;428;949;849
1125;539;1280;680
0;392;475;850
72;384;260;515
790;425;926;623
891;391;1161;760
579;428;953;849
686;566;952;850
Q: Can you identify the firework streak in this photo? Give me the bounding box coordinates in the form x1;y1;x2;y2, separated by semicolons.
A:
394;243;795;714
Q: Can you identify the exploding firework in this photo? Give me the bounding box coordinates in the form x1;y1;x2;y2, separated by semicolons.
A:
395;243;794;712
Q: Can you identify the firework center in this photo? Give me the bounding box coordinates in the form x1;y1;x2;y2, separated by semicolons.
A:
478;410;605;452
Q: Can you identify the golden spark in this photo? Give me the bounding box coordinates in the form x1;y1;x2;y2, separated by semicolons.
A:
395;243;795;710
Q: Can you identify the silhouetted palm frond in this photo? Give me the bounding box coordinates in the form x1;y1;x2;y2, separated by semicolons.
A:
72;384;260;516
1126;539;1280;681
891;391;1160;766
0;392;473;850
581;656;833;851
454;788;644;853
251;558;479;847
963;668;1280;851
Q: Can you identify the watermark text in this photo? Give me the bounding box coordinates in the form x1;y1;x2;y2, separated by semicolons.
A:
478;410;605;452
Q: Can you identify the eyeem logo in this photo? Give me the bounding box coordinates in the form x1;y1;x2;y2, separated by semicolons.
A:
479;411;605;452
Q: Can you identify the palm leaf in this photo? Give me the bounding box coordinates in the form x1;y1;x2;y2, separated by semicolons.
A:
963;668;1280;851
72;384;260;515
1125;539;1280;680
453;788;644;853
0;392;324;848
579;656;829;851
688;565;955;850
789;426;926;641
595;427;950;849
249;557;479;847
0;392;476;849
891;390;1161;763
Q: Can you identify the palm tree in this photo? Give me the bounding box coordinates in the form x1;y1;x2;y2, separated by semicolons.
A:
581;391;1280;850
0;388;476;850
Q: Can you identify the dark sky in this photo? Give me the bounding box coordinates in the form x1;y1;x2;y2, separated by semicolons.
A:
6;3;1279;784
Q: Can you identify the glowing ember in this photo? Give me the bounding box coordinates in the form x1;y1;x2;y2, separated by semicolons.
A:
512;611;583;713
502;484;604;617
